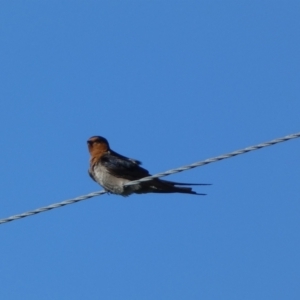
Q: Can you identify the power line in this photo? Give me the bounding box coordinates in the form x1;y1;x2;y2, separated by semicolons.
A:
0;191;106;225
0;132;299;225
125;132;300;186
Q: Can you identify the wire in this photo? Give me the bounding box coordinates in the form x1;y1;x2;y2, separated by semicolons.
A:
124;132;300;186
0;132;299;225
0;191;106;225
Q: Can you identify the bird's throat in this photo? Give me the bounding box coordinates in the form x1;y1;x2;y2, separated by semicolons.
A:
89;144;108;165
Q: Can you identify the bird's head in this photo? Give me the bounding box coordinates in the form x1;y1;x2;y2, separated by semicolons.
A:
87;136;110;158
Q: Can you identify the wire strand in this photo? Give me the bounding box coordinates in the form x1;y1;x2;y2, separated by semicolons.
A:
124;132;300;186
0;191;107;225
0;132;299;225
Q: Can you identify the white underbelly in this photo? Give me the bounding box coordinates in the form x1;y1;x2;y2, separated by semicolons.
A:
93;165;130;195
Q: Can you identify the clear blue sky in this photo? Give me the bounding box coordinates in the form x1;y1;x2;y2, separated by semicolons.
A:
0;1;299;299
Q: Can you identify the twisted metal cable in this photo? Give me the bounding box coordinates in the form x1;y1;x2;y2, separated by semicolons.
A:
125;132;300;186
0;132;299;225
0;190;107;225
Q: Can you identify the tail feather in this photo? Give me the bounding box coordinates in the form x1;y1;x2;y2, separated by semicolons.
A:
152;189;206;195
140;179;210;195
160;179;211;186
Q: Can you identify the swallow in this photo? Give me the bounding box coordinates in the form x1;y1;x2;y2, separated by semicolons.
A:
87;136;210;196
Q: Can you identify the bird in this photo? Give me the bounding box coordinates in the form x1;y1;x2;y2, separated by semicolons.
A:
87;136;210;196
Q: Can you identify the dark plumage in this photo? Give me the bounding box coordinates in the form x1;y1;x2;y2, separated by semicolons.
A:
87;136;210;196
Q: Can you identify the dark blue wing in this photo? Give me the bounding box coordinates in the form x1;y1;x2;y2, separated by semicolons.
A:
101;153;150;180
110;150;142;165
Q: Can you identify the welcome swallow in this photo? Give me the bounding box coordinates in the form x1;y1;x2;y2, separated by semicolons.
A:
87;136;209;196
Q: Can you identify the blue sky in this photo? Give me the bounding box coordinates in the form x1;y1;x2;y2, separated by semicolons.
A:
0;1;299;299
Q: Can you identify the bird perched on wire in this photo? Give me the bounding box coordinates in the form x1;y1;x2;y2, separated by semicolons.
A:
87;136;210;196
